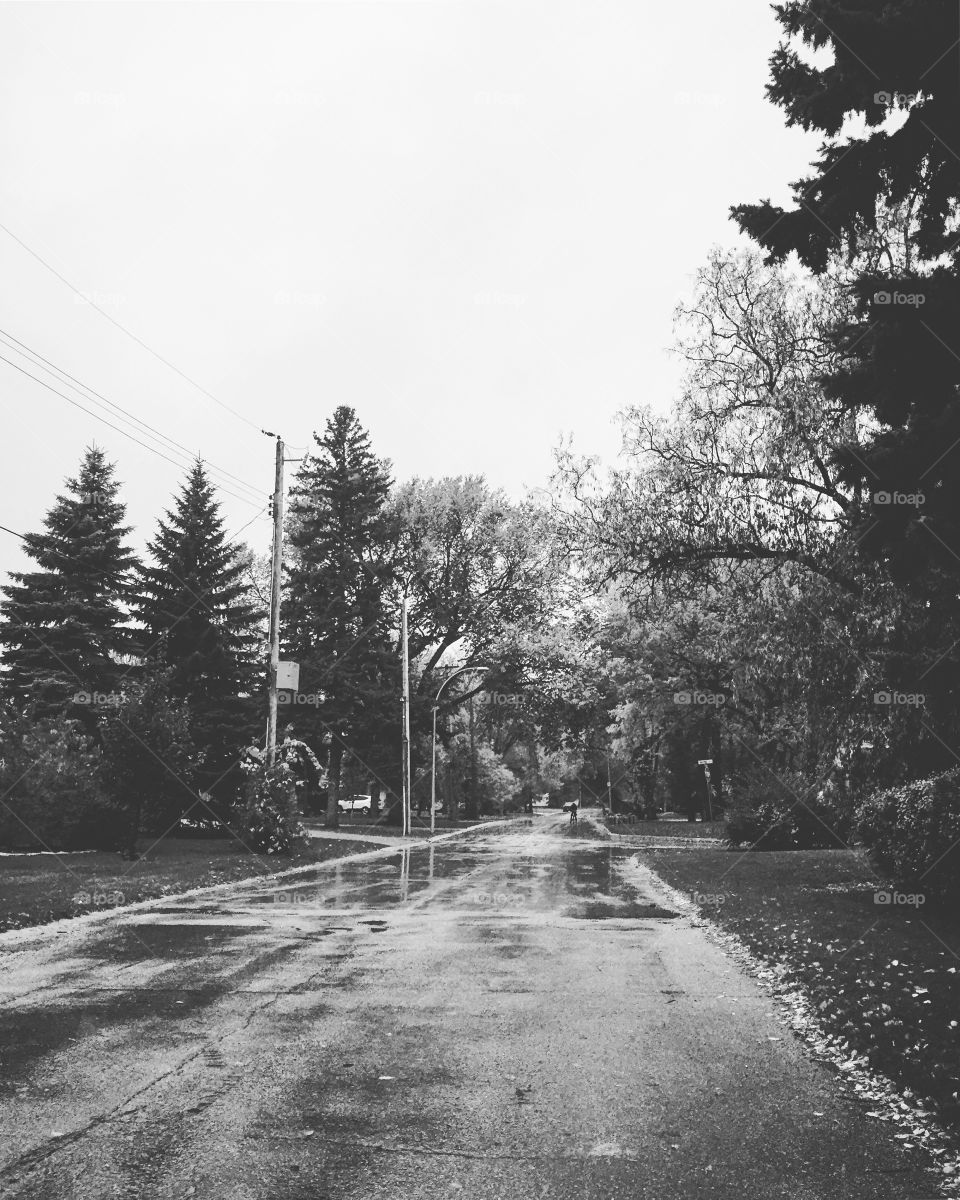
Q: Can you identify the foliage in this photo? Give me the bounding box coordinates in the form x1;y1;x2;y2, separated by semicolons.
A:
0;706;119;851
856;768;960;903
724;764;854;851
234;756;308;855
284;406;398;825
388;477;561;818
553;249;857;592
552;244;960;823
732;0;960;582
97;671;198;853
0;446;139;712
276;735;328;817
134;460;262;805
445;728;518;816
389;476;557;684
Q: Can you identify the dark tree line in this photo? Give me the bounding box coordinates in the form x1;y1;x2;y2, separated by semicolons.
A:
0;411;569;850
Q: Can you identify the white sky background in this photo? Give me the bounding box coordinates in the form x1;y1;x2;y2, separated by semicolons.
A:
0;1;821;579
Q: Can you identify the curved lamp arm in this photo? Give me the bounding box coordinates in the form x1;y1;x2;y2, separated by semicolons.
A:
433;663;492;708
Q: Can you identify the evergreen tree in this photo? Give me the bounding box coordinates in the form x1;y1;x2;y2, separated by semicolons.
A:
284;407;398;827
0;446;138;711
732;0;960;580
134;461;263;807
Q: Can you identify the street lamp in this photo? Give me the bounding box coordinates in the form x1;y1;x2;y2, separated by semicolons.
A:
431;665;491;835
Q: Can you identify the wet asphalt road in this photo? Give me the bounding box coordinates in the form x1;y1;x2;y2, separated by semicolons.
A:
0;817;941;1199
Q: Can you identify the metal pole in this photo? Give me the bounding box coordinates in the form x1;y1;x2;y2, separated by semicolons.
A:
468;692;477;820
266;436;284;767
607;753;613;814
401;594;411;837
430;704;438;835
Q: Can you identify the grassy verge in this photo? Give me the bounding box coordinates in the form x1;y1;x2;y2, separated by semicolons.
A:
643;847;960;1133
0;835;386;935
605;818;726;839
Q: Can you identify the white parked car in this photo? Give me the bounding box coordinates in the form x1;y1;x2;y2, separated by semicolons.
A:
337;794;372;816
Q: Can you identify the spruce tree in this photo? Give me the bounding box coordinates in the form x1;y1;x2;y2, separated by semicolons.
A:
0;446;138;711
284;407;399;827
134;461;263;807
732;0;960;580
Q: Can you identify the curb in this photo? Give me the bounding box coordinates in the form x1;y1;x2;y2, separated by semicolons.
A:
0;818;525;953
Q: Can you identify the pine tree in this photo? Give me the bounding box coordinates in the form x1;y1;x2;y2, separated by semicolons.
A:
284;407;399;827
134;461;263;807
732;0;960;580
0;446;138;711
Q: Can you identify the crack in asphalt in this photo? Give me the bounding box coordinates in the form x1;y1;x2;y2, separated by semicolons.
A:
0;956;338;1188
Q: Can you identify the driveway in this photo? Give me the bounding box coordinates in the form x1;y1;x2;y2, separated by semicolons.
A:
0;817;940;1198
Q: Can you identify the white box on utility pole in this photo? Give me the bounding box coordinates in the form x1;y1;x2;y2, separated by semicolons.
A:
277;661;300;691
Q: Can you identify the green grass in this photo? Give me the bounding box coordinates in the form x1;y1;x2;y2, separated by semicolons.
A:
0;835;386;935
644;847;960;1131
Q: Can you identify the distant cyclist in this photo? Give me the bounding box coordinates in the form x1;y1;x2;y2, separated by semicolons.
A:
568;801;578;827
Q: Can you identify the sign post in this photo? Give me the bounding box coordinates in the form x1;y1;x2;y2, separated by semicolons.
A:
697;758;714;820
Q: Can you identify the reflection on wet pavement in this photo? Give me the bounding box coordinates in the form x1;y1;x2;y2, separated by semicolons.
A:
3;819;929;1200
124;825;677;938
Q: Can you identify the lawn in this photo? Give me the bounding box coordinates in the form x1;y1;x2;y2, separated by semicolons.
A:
643;846;960;1133
604;816;726;839
0;834;386;935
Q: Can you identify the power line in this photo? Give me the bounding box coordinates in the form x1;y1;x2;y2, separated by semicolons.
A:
0;218;262;434
1;503;270;573
229;504;270;542
0;523;128;586
0;327;263;502
0;351;264;510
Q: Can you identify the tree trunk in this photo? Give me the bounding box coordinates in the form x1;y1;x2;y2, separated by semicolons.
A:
446;766;457;823
325;739;342;829
384;788;403;825
124;798;141;858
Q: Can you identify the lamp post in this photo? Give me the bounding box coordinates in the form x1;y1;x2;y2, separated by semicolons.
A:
431;664;491;835
401;595;411;837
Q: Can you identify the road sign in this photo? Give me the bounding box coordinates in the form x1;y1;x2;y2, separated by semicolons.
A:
697;758;713;765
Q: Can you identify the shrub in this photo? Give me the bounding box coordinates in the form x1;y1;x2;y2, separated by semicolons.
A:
233;757;308;855
725;766;852;850
97;671;198;854
0;709;120;850
856;767;960;903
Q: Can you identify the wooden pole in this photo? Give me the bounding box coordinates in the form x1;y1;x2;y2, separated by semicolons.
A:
266;436;284;767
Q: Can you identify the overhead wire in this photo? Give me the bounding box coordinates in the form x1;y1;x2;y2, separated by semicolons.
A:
0;351;265;510
0;218;263;434
0;327;264;503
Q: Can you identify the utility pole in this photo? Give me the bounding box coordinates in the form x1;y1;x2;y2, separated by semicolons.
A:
468;692;477;820
401;594;411;836
265;434;284;767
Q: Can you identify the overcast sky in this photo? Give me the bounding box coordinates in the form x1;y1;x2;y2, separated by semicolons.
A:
0;1;820;579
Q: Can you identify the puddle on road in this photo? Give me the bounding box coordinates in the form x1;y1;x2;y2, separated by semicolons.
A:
235;838;676;920
80;923;259;960
120;835;676;925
